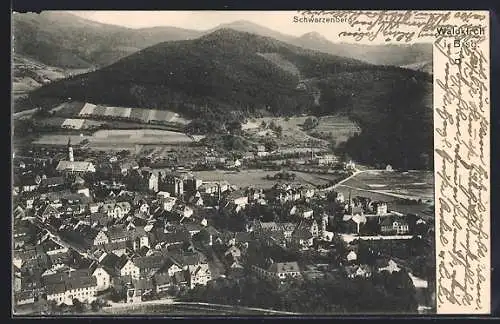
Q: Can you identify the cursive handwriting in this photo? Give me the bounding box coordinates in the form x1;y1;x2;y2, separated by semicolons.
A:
434;11;490;314
296;10;487;43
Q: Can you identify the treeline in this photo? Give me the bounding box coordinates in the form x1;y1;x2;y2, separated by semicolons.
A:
182;271;418;314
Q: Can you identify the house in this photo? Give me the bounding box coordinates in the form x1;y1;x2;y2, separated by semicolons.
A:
189;263;211;288
380;215;409;235
345;160;356;170
93;230;109;246
183;178;203;194
225;190;249;208
15;290;35;306
315;154;338;166
188;192;204;206
160;196;177;212
138;202;150;214
295;219;320;238
171;205;193;221
107;225;130;244
127;279;155;303
347;251;358;263
343;214;367;234
290;226;314;250
157;258;181;278
281;223;296;239
56;161;96;174
99;201;131;219
13;205;26;220
45;269;98;305
88;203;100;214
131;227;151;251
40;237;69;256
255;221;281;234
20;175;41;192
299;208;313;220
154;272;172;294
198;182;219;196
119;160;140;176
91;266;113;291
182;223;203;237
345;264;372;279
88;212;113;228
172;270;189;288
225;159;242;169
269;262;302;282
251;260;302;283
134;255;166;278
119;258;141;280
103;241;129;257
40;204;61;220
378;260;402;274
224;245;242;259
13;266;22;292
153;230;190;249
299;185;316;199
40;176;66;190
369;201;388;215
157;191;171;199
159;173;185;197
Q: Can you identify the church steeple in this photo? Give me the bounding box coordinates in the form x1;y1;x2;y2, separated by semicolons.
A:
67;137;74;162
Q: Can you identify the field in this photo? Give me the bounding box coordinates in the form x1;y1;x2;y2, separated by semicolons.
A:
33;129;201;152
243;115;360;148
314;115;361;144
339;170;434;200
334;170;434;217
243;116;328;147
189;170;337;189
34;118;105;130
76;102;190;125
92;129;196;144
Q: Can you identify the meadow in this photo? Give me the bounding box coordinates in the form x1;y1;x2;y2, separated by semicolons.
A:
243;115;360;148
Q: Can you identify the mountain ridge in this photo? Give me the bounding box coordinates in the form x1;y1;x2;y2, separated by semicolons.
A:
12;12;433;69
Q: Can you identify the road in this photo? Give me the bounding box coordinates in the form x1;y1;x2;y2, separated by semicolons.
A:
13;108;38;119
319;167;365;192
103;300;299;315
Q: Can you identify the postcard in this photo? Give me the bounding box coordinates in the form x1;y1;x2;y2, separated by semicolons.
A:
11;10;490;316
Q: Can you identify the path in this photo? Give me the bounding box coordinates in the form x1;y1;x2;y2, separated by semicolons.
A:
103;300;299;315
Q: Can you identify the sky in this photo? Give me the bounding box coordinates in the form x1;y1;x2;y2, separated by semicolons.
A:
69;11;360;43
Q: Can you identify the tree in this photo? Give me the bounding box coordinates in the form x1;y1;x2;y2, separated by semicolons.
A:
303;117;318;130
227;120;242;135
193;229;211;246
264;139;279;152
275;125;283;137
72;299;84;313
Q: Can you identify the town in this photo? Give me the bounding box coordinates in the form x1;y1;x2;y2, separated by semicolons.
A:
12;137;435;315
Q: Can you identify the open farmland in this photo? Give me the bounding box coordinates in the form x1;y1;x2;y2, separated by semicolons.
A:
243;115;360;148
92;129;197;144
243;116;329;147
33;129;202;152
313;115;361;143
33;134;91;146
189;170;336;189
76;102;190;124
335;170;434;205
33;117;105;130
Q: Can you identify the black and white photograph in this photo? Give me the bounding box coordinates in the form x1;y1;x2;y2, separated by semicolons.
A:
11;10;437;316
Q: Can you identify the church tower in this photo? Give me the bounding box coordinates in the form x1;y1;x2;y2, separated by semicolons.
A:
67;138;74;162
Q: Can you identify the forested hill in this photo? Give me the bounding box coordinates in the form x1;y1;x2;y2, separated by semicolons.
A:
28;28;433;170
